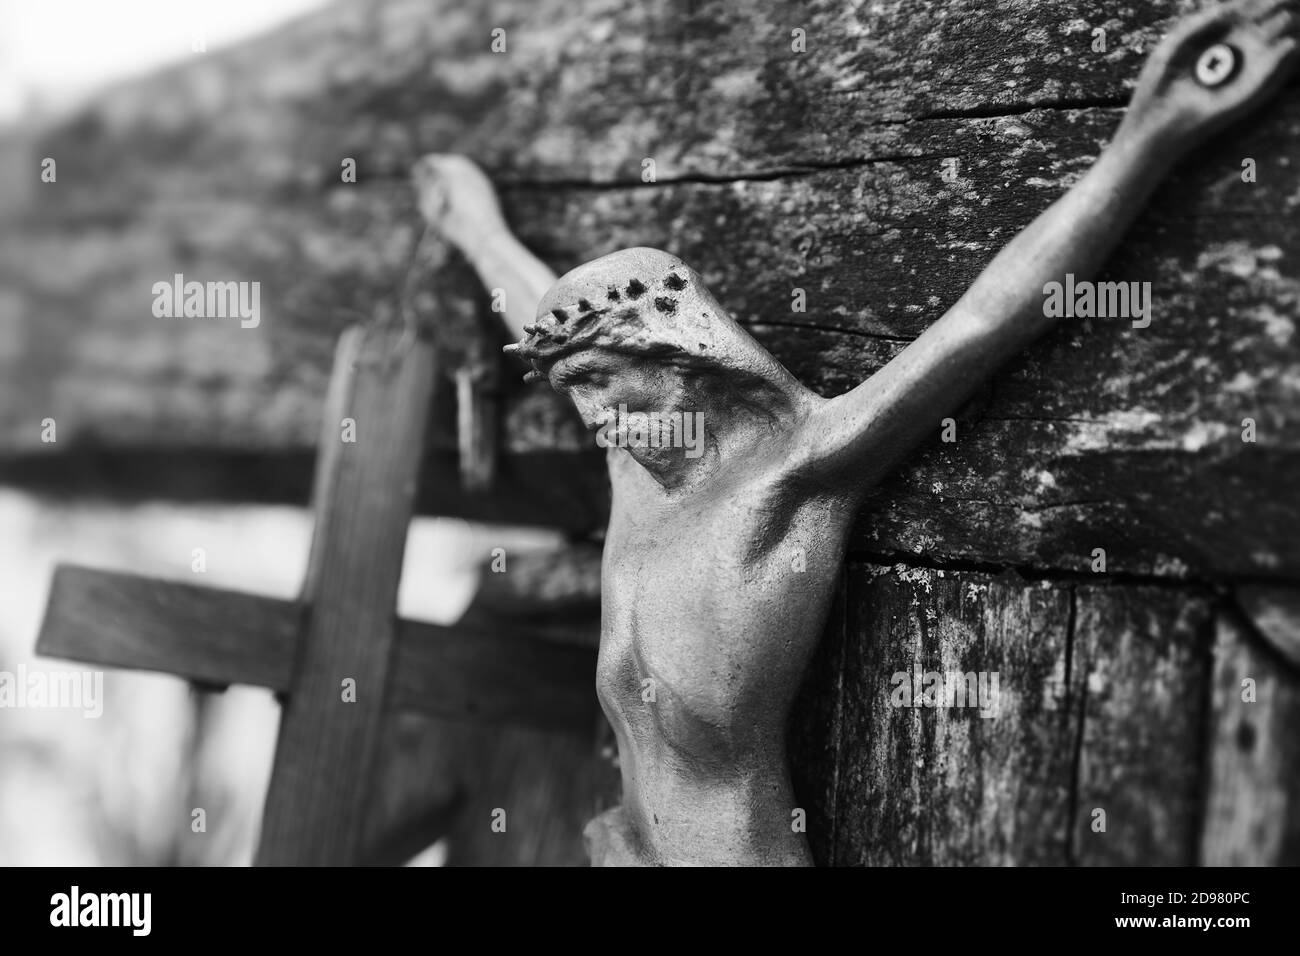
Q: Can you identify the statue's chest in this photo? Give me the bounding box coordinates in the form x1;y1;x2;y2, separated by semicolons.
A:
594;489;849;744
600;490;846;647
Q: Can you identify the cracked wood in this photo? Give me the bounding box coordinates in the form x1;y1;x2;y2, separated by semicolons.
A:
4;0;1297;576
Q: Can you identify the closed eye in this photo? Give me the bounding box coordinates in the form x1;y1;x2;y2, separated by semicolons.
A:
555;360;612;389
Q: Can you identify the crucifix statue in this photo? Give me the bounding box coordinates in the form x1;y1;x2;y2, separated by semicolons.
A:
415;0;1297;866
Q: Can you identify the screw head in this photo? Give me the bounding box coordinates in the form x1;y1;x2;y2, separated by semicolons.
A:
1195;43;1237;87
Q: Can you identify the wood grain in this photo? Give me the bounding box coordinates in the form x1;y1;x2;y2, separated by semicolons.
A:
36;564;300;692
1200;608;1300;864
1234;585;1300;670
37;564;598;732
4;0;1298;577
787;566;847;866
1069;584;1213;865
792;566;1233;866
824;564;1077;866
254;325;435;864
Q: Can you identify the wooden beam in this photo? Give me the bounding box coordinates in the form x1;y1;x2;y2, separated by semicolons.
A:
6;0;1299;576
37;564;299;691
1069;585;1214;865
823;565;1078;866
36;563;598;734
37;560;602;866
1201;609;1300;865
254;324;435;864
1235;585;1300;670
0;447;610;535
391;618;595;733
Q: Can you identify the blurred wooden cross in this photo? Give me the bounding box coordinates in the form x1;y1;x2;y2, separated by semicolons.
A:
34;317;599;866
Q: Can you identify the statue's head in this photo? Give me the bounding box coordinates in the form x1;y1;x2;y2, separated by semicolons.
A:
505;248;801;436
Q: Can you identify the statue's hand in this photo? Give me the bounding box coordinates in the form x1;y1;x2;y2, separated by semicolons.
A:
411;154;506;250
1124;0;1297;150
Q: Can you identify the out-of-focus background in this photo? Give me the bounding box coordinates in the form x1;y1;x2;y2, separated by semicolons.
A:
0;0;606;866
1;0;331;868
0;493;532;864
0;1;328;124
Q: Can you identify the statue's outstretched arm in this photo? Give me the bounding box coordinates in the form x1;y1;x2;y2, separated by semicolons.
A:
808;0;1297;492
412;155;558;341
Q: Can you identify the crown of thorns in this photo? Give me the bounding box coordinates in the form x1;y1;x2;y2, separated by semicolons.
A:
503;270;695;383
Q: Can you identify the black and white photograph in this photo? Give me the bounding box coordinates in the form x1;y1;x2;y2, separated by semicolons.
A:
0;0;1297;924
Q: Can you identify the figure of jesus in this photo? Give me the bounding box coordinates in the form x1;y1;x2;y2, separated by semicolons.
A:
415;0;1297;865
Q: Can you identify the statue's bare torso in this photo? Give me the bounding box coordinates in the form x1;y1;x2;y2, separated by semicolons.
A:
594;439;849;864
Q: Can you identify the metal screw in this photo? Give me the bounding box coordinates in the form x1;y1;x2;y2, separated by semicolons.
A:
1195;43;1237;87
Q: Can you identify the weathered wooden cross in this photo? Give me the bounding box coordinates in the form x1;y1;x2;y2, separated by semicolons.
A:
34;315;600;866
